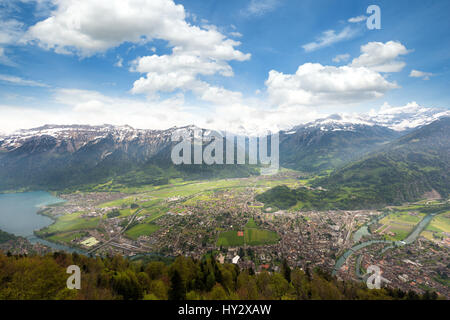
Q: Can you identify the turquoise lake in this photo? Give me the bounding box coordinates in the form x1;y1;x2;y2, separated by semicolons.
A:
0;191;64;237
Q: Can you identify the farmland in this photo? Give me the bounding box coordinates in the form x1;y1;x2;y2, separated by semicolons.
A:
376;211;426;241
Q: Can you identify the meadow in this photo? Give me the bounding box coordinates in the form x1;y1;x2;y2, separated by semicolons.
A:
125;223;161;240
377;211;426;241
217;218;280;247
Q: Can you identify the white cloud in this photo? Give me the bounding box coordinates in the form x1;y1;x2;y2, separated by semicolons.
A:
0;74;49;87
266;41;411;108
131;54;233;79
24;0;250;60
130;50;246;100
332;53;350;63
348;15;367;23
0;88;273;135
265;62;398;107
192;83;243;105
0;19;24;45
0;47;15;66
23;0;251;106
0;88;202;134
114;56;123;68
351;41;410;72
409;69;434;80
302;26;358;52
230;31;243;38
0;18;25;65
243;0;279;17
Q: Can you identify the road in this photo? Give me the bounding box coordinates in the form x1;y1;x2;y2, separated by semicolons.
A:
87;208;142;254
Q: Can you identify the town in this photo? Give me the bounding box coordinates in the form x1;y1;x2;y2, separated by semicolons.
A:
32;173;449;298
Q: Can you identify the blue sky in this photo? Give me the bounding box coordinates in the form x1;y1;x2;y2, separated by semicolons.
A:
0;0;449;133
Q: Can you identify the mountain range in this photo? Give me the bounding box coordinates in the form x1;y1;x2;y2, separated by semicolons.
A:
257;116;450;210
0;106;448;200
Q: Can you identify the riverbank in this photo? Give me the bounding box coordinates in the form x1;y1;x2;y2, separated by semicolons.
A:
333;206;445;277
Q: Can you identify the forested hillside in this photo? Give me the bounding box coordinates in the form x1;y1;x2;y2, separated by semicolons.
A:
258;118;450;210
315;117;450;204
0;252;438;300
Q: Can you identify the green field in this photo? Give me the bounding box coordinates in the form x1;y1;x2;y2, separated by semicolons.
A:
245;218;258;228
37;212;100;235
38;175;300;247
378;211;426;241
217;230;244;247
217;225;279;247
244;228;280;245
125;223;161;240
46;231;87;244
421;211;450;241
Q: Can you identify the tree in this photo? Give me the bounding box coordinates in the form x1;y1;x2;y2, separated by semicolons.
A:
236;271;259;300
291;268;309;299
169;270;185;300
269;273;290;300
209;283;228;300
112;270;144;300
281;259;291;283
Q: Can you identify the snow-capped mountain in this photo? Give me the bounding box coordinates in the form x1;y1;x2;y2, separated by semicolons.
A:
365;102;450;131
0;124;201;154
298;102;450;132
0;124;190;191
0;104;448;190
277;103;449;172
279;120;401;172
0;123;253;191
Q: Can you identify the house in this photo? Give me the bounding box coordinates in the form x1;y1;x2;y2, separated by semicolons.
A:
217;253;225;264
232;255;240;264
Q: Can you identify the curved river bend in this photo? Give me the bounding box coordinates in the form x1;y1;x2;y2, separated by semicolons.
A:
332;212;437;276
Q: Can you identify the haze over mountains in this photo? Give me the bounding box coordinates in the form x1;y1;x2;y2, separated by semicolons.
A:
0;106;448;204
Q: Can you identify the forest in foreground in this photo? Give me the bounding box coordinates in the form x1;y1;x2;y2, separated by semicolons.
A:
0;252;441;300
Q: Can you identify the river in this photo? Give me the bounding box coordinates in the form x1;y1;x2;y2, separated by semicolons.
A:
332;212;438;276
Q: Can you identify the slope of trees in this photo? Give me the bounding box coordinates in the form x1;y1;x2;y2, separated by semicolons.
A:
0;230;16;244
0;252;439;300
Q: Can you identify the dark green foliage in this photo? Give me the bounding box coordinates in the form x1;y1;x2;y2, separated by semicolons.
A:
112;270;144;300
316;117;450;206
168;270;185;300
0;252;440;300
259;118;450;210
279;123;400;172
0;134;259;192
281;259;291;283
106;209;120;218
0;230;16;244
256;186;298;209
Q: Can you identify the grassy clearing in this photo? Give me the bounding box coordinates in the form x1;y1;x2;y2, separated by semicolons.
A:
39;212;100;234
217;226;279;247
47;231;87;244
378;211;426;241
125;223;161;240
421;211;450;240
99;196;138;208
244;228;279;246
217;230;244;247
245;218;258;228
45;176;302;243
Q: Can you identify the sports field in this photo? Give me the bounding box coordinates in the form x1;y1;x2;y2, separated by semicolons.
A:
217;221;280;247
